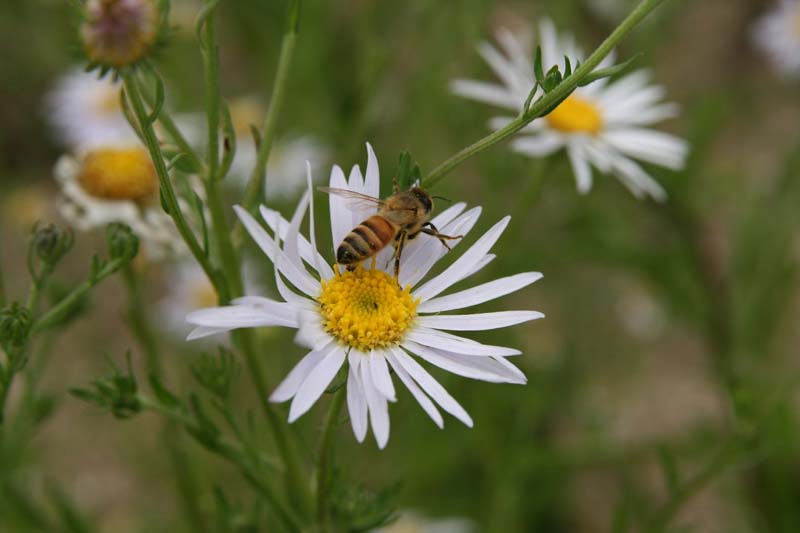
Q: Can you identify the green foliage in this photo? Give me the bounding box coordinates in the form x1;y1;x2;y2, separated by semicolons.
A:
70;353;141;419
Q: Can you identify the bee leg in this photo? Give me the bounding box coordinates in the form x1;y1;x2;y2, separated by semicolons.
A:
392;232;407;279
421;222;463;251
393;175;400;194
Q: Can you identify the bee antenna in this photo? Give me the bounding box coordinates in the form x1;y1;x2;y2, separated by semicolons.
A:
432;195;452;203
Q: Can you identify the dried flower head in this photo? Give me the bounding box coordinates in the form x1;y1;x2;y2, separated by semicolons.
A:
81;0;160;69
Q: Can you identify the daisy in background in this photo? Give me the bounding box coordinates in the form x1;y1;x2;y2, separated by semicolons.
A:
451;18;688;201
54;147;184;260
187;144;543;448
176;96;329;199
752;0;800;78
46;68;139;151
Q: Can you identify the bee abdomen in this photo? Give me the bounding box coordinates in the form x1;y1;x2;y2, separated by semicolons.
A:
336;216;395;265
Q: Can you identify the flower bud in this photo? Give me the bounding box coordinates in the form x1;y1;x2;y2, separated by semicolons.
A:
81;0;160;69
32;224;74;266
0;303;32;354
106;222;140;262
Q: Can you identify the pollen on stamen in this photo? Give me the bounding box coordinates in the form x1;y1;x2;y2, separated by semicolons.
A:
318;265;418;352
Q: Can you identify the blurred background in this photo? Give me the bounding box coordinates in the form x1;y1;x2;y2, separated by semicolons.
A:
2;0;800;531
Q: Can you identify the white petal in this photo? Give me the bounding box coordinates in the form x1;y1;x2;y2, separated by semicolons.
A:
305;163;325;278
458;253;495;283
609;152;668;202
269;342;336;402
328;164;351;248
511;133;564;157
602;129;688;170
477;41;526;100
567;141;593;194
284;192;321;294
418;272;542;313
413;216;510;302
417;310;544;331
406;327;521;357
259;205;334;280
402;340;526;384
288;347;347;422
186;326;229;340
368;351;396;401
360;360;390;448
450;79;519;110
186;304;297;329
234;205;319;298
385;351;444;428
363;143;380;199
388;346;473;427
399;206;483;288
346;353;368;442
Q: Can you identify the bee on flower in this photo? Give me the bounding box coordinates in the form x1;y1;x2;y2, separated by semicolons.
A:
187;144;543;448
53;147;183;260
451;18;688;201
751;0;800;78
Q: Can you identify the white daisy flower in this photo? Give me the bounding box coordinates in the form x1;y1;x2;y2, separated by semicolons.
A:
46;68;139;151
187;144;543;448
450;19;688;201
54;147;184;260
752;0;800;77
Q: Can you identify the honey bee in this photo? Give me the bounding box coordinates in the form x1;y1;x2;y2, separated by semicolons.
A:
319;182;462;277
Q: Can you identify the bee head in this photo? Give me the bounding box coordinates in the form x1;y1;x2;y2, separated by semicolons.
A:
409;187;433;214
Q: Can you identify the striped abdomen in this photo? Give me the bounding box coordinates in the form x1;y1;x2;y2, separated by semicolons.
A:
336;215;397;265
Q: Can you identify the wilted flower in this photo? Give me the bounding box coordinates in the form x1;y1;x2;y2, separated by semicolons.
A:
53;147;183;260
187;144;543;448
81;0;160;69
451;19;688;201
46;68;138;152
751;0;800;78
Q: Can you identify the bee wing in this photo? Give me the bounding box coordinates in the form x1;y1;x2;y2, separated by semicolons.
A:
317;187;386;211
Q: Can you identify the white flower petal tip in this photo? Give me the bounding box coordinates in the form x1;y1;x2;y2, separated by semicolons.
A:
452;20;687;200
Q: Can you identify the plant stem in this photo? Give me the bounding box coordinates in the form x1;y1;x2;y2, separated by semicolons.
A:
421;0;666;189
32;258;125;333
238;0;300;219
315;386;346;528
139;394;302;530
121;265;162;376
0;243;6;308
232;329;311;516
199;3;243;297
123;75;227;301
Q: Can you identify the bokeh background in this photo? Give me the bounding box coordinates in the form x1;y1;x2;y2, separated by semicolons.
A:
2;0;800;531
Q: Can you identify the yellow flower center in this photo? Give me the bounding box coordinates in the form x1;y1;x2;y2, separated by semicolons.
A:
78;147;158;201
318;266;418;352
545;94;603;134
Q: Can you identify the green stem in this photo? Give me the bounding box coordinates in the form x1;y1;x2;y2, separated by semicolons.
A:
121;265;162;376
138;394;302;530
32;258;125;333
138;68;205;174
315;386;346;528
199;4;243;297
239;0;300;217
645;441;743;531
0;243;6;308
202;7;221;182
123;75;228;301
421;0;666;189
233;329;311;516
